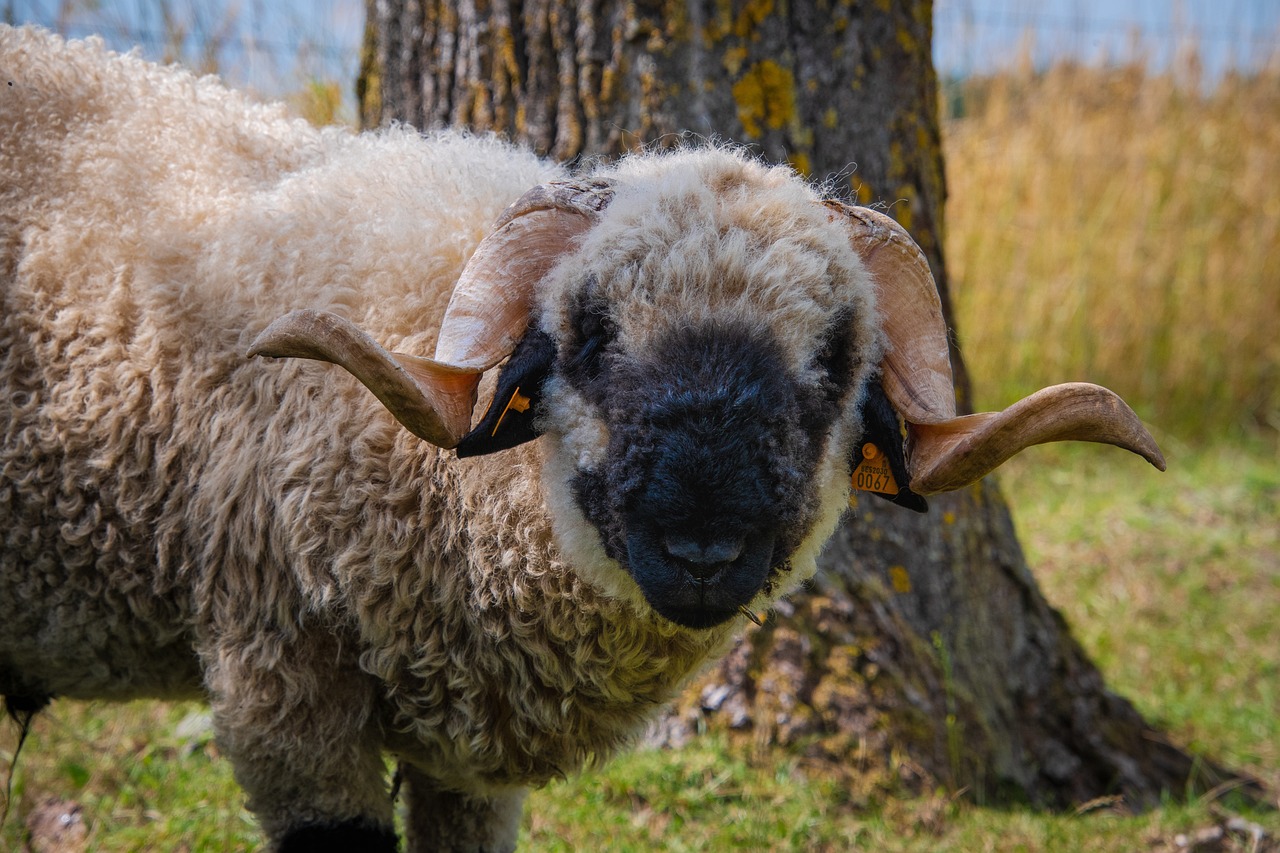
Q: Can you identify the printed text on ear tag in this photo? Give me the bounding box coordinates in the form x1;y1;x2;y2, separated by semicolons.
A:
852;442;900;496
491;387;532;437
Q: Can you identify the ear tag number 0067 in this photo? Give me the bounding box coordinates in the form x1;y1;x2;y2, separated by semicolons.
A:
852;442;900;496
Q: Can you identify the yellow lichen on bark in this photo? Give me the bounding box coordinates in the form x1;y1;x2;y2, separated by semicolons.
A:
733;0;775;39
889;565;912;594
896;22;918;56
732;60;796;138
894;193;914;230
660;0;691;43
599;61;619;106
722;44;749;76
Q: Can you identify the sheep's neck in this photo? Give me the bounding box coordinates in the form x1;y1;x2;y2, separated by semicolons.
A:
356;446;733;788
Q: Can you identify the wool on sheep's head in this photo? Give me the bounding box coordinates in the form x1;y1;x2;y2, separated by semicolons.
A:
250;148;1165;631
522;152;883;627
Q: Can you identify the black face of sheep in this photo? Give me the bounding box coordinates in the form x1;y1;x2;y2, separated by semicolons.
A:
445;251;874;629
458;304;849;629
566;319;830;628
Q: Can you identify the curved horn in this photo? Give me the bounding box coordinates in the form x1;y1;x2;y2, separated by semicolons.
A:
827;202;958;424
249;179;614;448
908;383;1167;494
828;201;1165;493
435;179;614;368
248;309;481;447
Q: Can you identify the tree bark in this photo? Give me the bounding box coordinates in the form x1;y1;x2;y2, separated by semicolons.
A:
359;0;1240;807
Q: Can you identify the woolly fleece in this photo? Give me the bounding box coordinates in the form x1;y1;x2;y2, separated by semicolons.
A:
1;25;884;849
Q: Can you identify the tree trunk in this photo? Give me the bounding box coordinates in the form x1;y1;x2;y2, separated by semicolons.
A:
359;0;1239;807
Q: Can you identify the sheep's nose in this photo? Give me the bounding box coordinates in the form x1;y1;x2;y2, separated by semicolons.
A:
663;534;744;580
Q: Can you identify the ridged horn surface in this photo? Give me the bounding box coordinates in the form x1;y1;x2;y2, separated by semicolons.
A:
248;309;481;448
826;201;1164;494
434;180;614;368
907;382;1167;495
828;201;957;424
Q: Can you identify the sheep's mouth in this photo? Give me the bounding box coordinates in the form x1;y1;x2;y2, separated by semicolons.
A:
623;521;777;630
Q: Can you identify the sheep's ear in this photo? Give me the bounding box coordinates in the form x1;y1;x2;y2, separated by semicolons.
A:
455;328;556;458
851;380;928;512
828;201;1166;494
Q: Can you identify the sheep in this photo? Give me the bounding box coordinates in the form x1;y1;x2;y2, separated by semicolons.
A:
0;25;1165;851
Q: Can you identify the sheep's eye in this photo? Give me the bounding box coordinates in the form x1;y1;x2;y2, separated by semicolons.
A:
815;313;857;401
573;310;614;376
566;281;616;385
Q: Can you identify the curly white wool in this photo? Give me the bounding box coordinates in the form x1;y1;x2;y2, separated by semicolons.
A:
0;24;882;851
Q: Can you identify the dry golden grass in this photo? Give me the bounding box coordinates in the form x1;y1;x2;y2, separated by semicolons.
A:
945;62;1280;440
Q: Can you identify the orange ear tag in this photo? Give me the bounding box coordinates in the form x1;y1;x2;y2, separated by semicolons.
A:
851;442;900;496
491;387;532;437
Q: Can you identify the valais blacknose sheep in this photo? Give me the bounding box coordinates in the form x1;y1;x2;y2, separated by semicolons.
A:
0;26;1165;852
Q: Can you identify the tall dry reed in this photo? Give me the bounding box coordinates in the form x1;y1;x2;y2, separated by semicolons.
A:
944;62;1280;440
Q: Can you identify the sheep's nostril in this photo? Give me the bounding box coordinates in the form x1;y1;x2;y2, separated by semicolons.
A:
663;534;745;580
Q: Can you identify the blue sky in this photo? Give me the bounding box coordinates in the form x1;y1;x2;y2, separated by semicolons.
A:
935;0;1280;81
5;0;363;99
6;0;1278;105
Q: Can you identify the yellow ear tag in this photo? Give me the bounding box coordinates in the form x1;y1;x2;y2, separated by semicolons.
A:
852;442;900;496
491;387;532;437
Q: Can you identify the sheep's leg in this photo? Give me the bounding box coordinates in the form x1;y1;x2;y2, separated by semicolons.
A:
202;627;397;851
400;763;527;853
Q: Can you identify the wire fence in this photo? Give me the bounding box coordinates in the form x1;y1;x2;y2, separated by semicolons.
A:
3;0;363;101
936;0;1280;83
6;0;1279;106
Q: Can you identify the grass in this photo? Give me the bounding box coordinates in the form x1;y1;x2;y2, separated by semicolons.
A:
997;440;1280;791
1;702;258;849
525;746;1274;852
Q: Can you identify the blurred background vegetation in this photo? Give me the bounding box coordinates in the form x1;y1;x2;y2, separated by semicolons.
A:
2;1;1277;850
949;59;1279;441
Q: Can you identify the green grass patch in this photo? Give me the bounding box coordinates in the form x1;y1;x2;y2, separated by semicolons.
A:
525;733;1277;851
1;702;260;850
995;439;1280;787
